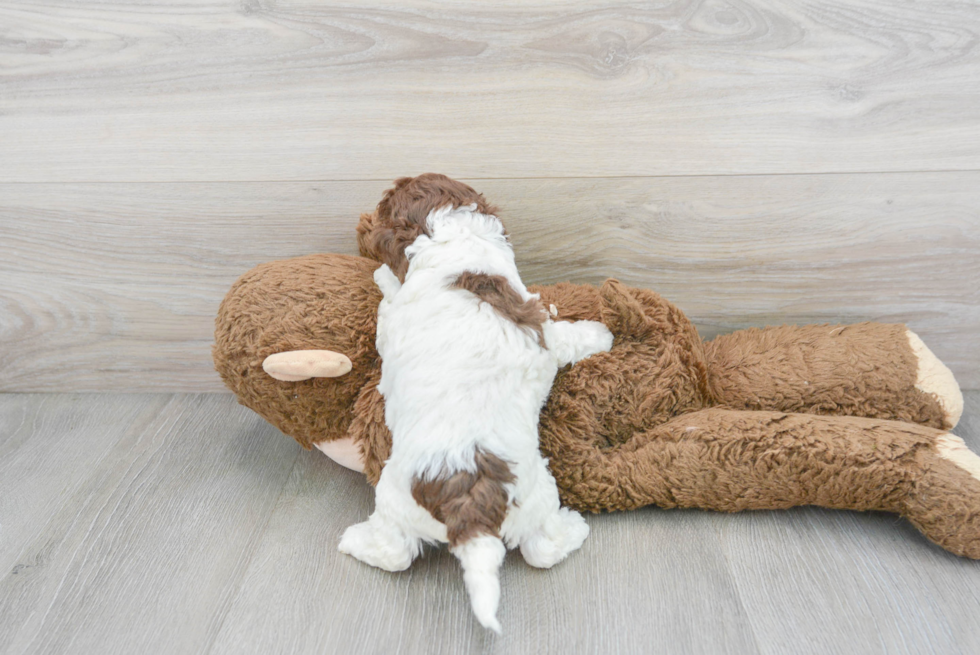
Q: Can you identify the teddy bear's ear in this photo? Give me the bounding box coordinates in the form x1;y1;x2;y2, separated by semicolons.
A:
356;211;383;261
261;350;352;381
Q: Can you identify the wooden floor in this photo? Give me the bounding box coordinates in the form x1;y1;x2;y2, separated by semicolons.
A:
0;391;978;655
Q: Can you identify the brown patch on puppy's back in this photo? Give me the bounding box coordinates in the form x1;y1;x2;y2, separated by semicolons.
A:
411;449;516;547
453;271;548;347
357;174;500;280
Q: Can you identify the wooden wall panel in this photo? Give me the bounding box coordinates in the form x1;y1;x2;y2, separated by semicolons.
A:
1;0;979;182
2;173;977;391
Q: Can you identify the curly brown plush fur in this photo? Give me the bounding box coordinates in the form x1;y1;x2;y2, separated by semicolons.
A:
213;176;978;559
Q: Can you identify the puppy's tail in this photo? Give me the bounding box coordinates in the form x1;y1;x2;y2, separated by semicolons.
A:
453;535;506;633
411;448;515;633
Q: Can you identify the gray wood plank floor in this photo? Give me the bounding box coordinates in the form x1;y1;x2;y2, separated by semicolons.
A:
2;392;979;655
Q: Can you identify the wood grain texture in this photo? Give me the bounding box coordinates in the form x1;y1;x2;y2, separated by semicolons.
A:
1;392;979;654
0;181;373;392
208;454;759;655
0;394;168;577
0;394;300;655
2;173;977;391
1;0;980;182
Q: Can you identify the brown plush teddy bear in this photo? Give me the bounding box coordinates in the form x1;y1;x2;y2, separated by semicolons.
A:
213;174;979;559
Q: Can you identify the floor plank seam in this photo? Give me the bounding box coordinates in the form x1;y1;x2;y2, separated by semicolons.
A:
712;522;766;655
200;445;303;655
11;394;179;655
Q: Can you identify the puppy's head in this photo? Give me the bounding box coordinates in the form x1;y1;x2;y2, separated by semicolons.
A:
356;173;499;280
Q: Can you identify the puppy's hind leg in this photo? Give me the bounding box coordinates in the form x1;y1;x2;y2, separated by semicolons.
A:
514;467;590;569
520;506;590;570
543;319;614;366
338;512;420;572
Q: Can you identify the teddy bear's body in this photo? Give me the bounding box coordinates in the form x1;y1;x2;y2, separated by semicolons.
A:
214;251;979;559
214;174;977;561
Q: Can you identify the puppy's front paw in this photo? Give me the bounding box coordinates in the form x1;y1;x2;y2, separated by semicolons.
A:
373;264;402;299
572;320;614;359
560;319;615;366
545;319;615;366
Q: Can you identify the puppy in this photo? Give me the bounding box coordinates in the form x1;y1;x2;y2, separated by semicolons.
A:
339;175;613;632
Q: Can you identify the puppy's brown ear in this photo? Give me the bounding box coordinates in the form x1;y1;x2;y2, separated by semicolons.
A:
359;174;502;280
365;222;416;282
357;206;421;280
376;176;417;224
381;173;499;228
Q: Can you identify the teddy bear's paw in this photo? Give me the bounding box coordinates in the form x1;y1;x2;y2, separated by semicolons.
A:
936;434;980;485
908;329;964;428
338;520;415;572
519;507;590;569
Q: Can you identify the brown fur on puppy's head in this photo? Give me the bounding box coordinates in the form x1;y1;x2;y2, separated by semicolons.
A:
356;173;499;281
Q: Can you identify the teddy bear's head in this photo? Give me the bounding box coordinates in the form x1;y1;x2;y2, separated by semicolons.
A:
213;253;384;449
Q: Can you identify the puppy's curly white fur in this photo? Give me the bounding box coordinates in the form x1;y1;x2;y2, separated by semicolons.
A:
340;181;612;633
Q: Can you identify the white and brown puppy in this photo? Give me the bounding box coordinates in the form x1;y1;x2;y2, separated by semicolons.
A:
339;175;613;632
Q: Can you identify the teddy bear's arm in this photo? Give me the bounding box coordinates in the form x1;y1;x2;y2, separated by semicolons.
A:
544;407;980;559
703;323;963;430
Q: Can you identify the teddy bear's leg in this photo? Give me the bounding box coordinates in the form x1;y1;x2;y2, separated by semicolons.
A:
262;349;353;381
907;330;964;427
704;323;962;429
544;408;980;558
902;433;980;558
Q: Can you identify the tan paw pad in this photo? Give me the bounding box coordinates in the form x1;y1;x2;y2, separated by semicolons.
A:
908;330;964;428
936;434;980;483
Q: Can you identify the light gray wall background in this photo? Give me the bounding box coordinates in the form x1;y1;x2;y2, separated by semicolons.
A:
1;0;977;392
